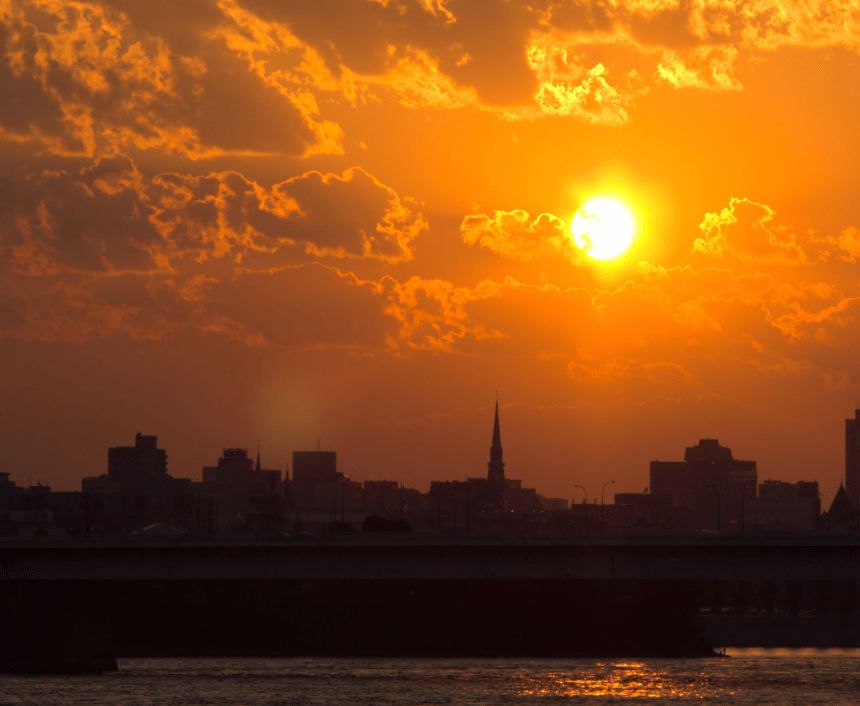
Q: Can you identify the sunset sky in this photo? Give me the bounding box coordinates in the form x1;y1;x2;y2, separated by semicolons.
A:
2;0;860;506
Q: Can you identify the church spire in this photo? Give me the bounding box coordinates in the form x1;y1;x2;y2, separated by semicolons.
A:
488;399;505;483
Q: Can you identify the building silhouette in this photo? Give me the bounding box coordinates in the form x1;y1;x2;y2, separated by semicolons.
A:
650;439;757;530
202;448;284;529
846;410;860;503
487;402;505;483
291;451;337;511
825;483;855;530
746;480;820;532
108;433;168;491
81;433;194;531
431;400;540;520
291;450;362;513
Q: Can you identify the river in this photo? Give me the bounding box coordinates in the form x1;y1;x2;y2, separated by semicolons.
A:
1;649;859;704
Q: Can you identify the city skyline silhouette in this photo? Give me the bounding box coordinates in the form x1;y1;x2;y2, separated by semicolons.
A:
2;2;860;530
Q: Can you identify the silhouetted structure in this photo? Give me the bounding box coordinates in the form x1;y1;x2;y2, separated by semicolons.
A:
108;433;168;491
847;410;860;504
290;450;362;514
80;434;195;532
487;401;505;483
291;451;337;510
746;480;820;532
431;401;541;525
362;480;400;515
614;492;673;527
202;448;284;529
650;439;757;531
824;483;855;530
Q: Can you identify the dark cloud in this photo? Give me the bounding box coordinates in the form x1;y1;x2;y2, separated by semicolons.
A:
1;155;164;275
0;1;331;157
208;263;388;348
237;0;539;105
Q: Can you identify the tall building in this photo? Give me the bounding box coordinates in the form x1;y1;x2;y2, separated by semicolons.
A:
650;439;757;530
846;410;860;504
291;451;337;510
201;448;284;528
108;433;168;490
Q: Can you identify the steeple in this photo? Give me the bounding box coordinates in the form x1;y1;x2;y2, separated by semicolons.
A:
487;400;506;483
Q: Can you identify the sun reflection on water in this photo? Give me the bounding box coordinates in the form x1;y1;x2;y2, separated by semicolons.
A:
514;662;715;700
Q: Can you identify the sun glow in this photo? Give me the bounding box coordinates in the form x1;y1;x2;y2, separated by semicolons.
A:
571;198;635;260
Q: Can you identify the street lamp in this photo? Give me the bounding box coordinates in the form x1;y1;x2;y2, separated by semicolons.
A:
847;483;860;535
322;487;335;529
575;484;588;538
466;484;471;539
601;480;615;533
706;484;720;533
741;480;756;539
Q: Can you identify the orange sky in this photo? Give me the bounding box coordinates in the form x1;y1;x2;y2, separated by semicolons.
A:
2;0;860;507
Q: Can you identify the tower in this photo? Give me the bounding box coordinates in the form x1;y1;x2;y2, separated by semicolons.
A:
487;401;506;483
846;410;860;504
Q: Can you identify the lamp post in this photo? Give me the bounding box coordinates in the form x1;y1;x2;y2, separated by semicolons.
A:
848;483;860;535
575;484;588;538
436;484;443;533
706;484;721;533
323;487;335;529
741;480;756;539
466;484;471;539
601;480;615;533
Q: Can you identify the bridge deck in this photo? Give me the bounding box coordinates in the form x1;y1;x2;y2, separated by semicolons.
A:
3;536;860;581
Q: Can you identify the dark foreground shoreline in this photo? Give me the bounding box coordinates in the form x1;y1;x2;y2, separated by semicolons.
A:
1;578;716;672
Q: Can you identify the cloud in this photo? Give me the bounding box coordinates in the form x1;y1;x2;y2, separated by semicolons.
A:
692;197;807;265
567;358;693;385
0;278;178;343
830;226;860;262
460;209;574;262
655;45;742;90
207;263;389;349
151;166;426;264
0;0;338;158
1;155;166;275
382;276;504;352
529;62;639;125
6;0;859;161
1;156;426;277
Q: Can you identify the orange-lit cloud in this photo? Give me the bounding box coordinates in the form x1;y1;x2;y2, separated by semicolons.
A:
0;0;337;157
383;276;505;352
830;227;860;262
151;165;426;264
460;209;575;262
693;198;808;265
1;156;426;279
655;46;742;90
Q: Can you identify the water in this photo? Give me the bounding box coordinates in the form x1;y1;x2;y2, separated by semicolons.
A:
2;650;860;705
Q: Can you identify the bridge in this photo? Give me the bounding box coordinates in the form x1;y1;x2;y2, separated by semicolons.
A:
3;535;860;671
3;535;860;582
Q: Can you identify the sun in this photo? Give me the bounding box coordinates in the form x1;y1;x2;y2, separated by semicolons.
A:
570;198;635;260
